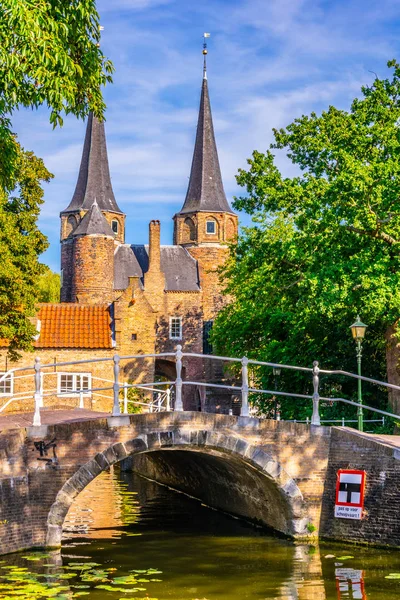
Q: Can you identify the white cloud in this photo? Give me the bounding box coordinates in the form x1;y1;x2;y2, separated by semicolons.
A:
9;0;400;268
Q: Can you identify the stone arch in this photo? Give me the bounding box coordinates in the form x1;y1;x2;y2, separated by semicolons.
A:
226;217;236;241
46;431;309;547
65;215;77;237
154;358;177;381
182;217;196;243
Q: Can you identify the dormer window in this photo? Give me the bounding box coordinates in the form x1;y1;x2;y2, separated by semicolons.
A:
112;219;119;234
206;220;216;234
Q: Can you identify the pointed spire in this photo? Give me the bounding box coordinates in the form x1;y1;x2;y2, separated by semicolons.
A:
177;50;233;215
62;113;123;214
72;200;115;237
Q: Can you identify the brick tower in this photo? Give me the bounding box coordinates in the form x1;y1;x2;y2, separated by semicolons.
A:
173;53;238;320
70;200;116;304
60;113;125;302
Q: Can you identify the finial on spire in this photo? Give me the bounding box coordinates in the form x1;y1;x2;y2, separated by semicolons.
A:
203;32;210;79
93;197;98;206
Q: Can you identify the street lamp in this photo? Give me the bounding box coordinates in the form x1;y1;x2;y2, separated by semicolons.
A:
273;367;281;420
349;315;368;432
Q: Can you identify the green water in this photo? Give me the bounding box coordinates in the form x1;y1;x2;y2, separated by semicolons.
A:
1;468;400;599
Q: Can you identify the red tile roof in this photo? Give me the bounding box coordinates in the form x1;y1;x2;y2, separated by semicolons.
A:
35;304;113;349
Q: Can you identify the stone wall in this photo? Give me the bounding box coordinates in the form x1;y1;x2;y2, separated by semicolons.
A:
320;427;400;547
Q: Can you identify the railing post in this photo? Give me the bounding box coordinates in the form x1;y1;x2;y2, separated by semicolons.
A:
79;390;84;409
112;354;121;416
240;356;249;417
174;345;183;411
123;383;128;414
33;357;42;427
311;360;321;426
166;388;171;411
342;416;345;427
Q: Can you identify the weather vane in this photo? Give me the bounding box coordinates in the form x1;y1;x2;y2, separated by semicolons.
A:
203;32;210;78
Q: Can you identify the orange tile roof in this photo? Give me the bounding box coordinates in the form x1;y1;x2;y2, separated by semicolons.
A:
35;304;113;349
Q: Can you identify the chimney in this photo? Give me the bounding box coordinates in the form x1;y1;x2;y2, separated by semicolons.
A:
148;220;161;272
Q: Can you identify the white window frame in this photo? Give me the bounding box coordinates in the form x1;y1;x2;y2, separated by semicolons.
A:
57;373;92;397
111;219;119;234
0;372;13;397
206;220;216;234
169;317;182;340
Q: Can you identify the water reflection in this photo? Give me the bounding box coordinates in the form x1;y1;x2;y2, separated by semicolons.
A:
1;468;400;599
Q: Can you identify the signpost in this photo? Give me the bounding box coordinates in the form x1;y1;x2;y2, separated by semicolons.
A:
335;469;366;520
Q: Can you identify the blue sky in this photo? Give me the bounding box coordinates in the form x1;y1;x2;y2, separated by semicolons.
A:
11;0;400;272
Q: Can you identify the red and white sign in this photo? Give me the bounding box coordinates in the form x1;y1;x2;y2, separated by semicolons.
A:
335;568;366;599
334;469;366;520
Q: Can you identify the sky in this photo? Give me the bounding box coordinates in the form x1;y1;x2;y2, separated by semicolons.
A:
11;0;400;272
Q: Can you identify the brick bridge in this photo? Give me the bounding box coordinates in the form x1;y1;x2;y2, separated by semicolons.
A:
0;411;400;555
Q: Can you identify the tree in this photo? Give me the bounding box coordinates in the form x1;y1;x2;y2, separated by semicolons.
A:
0;141;52;359
0;0;113;355
213;60;400;417
37;267;60;303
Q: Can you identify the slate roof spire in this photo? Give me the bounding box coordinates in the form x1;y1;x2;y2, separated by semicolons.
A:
62;113;123;214
72;199;115;237
177;51;233;215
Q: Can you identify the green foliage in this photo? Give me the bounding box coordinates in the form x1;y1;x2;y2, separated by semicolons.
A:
0;142;52;359
123;384;145;414
213;60;400;424
0;0;113;356
37;267;60;303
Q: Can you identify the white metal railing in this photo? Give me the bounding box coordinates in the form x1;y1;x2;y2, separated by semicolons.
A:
1;346;400;428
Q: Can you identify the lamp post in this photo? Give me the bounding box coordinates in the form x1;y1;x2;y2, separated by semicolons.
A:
273;367;281;420
349;316;368;432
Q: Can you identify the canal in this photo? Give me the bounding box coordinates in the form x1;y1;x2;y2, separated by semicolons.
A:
1;467;400;599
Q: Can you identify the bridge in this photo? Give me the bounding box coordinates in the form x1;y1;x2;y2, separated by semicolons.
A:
0;349;400;555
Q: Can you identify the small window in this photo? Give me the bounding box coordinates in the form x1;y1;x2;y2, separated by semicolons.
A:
0;373;13;396
169;317;182;340
57;373;91;397
203;320;214;354
112;219;119;234
131;333;137;341
206;220;216;234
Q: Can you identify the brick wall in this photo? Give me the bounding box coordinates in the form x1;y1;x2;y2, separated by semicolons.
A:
72;235;115;304
320;427;400;546
0;348;115;414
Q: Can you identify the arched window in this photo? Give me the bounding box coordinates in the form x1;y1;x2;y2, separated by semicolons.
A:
112;219;119;234
65;215;77;237
183;217;196;243
206;218;218;235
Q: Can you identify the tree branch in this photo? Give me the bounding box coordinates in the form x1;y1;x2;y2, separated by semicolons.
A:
345;225;399;246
